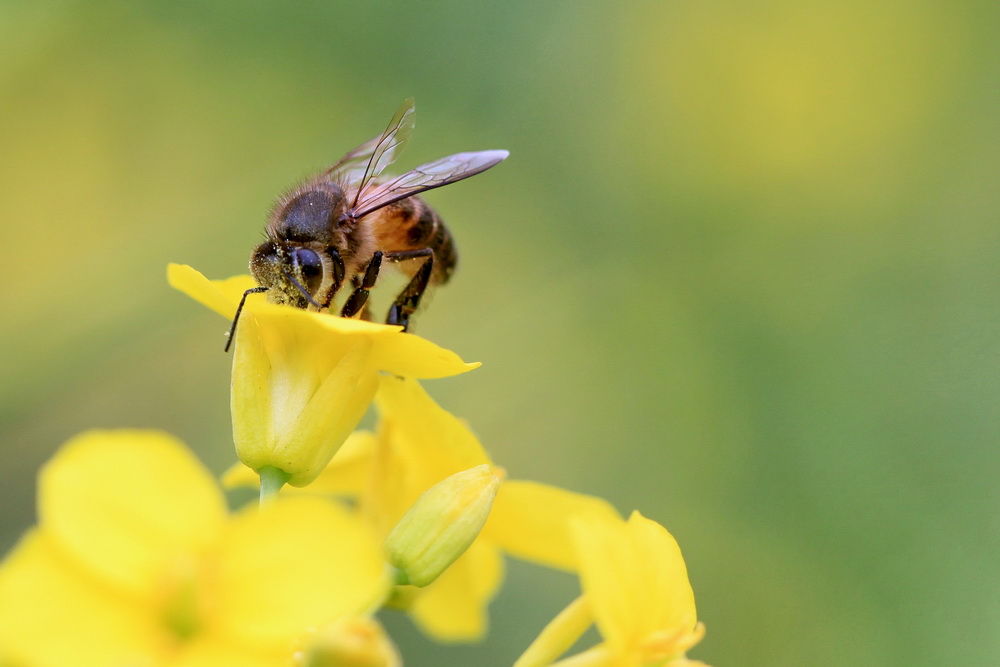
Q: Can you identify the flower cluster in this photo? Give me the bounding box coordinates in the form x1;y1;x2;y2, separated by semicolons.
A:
0;265;710;666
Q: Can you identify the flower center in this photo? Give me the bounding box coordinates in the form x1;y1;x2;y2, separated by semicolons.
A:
159;555;206;643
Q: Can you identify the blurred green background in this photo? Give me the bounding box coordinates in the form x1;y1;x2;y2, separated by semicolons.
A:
2;0;998;664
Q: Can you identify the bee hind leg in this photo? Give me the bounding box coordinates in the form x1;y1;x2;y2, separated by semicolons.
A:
340;251;383;318
385;248;434;331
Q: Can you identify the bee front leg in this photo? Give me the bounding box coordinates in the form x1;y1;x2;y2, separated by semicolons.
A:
321;248;346;309
224;286;269;352
385;248;434;331
340;251;383;318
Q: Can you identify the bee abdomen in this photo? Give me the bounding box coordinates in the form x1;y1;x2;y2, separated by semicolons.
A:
382;197;458;284
434;221;458;282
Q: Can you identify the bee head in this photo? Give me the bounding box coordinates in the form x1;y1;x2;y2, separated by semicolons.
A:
249;241;326;309
271;183;346;244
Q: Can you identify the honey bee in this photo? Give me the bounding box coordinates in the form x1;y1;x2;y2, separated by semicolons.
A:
224;99;508;350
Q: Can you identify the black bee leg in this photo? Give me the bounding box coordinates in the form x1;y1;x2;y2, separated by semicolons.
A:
385;248;434;331
320;248;346;309
224;286;269;353
341;251;383;318
351;275;374;321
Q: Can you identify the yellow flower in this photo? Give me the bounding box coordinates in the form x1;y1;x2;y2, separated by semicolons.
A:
229;376;618;642
167;264;478;487
297;616;401;667
514;511;708;667
0;430;391;667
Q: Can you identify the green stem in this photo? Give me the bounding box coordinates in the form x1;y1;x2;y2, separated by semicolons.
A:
258;466;291;505
392;565;411;587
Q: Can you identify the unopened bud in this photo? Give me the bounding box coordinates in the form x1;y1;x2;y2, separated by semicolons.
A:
385;464;500;587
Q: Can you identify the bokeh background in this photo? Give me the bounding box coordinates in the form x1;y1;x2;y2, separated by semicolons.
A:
2;1;998;664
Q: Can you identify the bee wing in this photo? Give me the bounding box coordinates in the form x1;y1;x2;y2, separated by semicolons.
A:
351;149;509;219
322;135;383;179
323;98;416;197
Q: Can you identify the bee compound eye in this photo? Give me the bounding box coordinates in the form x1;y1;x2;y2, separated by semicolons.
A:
292;248;323;294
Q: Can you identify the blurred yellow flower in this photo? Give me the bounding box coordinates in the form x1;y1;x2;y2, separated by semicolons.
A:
296;616;401;667
515;511;707;667
167;263;478;487
229;376;618;642
0;430;391;667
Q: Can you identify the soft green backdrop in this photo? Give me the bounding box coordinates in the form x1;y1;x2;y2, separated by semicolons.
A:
2;1;997;665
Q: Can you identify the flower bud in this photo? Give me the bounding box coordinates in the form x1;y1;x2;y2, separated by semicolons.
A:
385;464;500;587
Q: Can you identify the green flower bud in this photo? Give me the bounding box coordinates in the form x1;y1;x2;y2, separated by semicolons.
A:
385;464;500;587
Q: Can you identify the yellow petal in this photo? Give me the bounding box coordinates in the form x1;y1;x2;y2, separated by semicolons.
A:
357;376;505;641
39;430;227;598
0;531;162;667
547;645;615;667
212;497;389;643
169;639;290;667
220;461;259;490
514;595;594;667
300;430;377;495
168;263;257;320
572;511;700;659
368;329;480;378
169;265;477;379
375;375;491;471
230;308;275;471
485;481;620;571
364;376;494;537
305;310;478;378
407;540;504;642
275;339;378;486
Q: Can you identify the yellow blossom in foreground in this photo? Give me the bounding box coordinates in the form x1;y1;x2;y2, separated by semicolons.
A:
515;511;707;667
168;264;478;487
297;616;401;667
228;376;619;642
0;430;392;667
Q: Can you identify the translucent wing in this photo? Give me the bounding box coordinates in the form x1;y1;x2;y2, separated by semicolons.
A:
351;149;509;219
323;99;415;199
322;135;382;179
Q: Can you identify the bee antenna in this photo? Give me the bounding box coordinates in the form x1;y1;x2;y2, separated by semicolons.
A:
280;268;322;309
225;287;269;353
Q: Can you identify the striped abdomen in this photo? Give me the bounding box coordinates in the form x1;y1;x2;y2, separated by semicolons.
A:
369;195;458;283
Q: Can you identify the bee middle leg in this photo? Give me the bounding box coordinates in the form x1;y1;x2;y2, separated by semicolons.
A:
384;248;434;331
340;251;383;318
